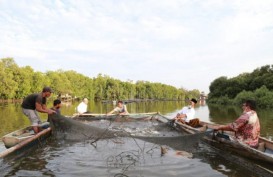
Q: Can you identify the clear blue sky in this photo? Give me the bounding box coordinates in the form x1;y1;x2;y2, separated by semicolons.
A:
1;0;272;93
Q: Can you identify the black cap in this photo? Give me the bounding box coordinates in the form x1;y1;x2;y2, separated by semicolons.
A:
42;86;53;93
191;98;197;104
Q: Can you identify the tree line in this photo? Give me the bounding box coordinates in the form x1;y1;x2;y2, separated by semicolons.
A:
208;65;273;108
0;58;200;101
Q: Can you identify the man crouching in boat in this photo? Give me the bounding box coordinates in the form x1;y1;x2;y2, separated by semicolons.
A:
22;87;56;134
173;98;200;127
213;100;260;148
107;100;129;115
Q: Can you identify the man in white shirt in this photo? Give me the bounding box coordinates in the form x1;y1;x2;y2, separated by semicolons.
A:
77;98;89;114
174;98;199;127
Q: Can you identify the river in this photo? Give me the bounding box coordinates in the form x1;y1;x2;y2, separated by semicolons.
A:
0;100;273;177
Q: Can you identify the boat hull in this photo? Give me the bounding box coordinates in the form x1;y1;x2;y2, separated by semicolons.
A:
0;127;51;158
2;126;34;148
203;132;273;164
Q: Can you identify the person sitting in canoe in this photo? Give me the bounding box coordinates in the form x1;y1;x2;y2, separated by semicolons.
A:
107;100;129;115
173;98;200;127
21;86;56;134
213;100;260;148
47;99;62;122
52;99;62;115
76;98;89;114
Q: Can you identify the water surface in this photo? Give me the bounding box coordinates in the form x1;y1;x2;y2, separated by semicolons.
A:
1;101;273;177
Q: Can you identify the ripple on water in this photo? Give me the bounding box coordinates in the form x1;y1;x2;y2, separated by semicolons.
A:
28;138;224;177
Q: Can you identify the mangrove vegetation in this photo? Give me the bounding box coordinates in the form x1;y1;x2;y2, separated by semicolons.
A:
208;65;273;108
0;58;200;101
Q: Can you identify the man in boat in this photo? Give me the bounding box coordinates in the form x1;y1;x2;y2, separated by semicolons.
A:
213;100;260;148
51;99;62;115
21;86;56;134
107;100;129;115
173;98;199;127
47;99;62;123
76;98;89;114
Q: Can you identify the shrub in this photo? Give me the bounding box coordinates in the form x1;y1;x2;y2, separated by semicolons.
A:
233;90;256;106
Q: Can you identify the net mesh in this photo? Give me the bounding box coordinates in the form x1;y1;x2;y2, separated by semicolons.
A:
48;114;206;152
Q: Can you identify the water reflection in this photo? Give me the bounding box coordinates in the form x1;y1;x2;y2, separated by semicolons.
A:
1;136;266;177
1;101;273;177
1;101;273;138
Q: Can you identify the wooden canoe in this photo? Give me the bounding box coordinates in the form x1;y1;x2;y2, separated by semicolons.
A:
71;112;159;118
1;122;51;149
203;131;273;164
0;127;51;158
2;126;34;148
171;120;273;164
70;112;161;121
172;120;210;134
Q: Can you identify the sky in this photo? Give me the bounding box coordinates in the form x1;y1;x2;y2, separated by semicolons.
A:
1;0;273;93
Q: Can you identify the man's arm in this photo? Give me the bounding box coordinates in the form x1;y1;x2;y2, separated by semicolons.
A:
214;124;233;131
119;105;129;115
173;113;187;123
107;109;115;115
215;114;248;131
36;103;55;114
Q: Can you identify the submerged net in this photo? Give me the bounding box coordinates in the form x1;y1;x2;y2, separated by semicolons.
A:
48;114;206;152
49;114;126;141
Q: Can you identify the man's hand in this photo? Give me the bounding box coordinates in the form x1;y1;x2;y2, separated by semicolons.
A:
48;109;56;115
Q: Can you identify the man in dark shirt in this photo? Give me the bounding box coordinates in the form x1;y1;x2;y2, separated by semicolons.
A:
22;86;55;133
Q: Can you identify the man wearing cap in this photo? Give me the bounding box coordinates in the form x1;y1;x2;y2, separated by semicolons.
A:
173;98;199;127
22;86;56;133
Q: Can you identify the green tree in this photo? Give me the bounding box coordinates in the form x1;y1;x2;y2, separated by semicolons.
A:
13;66;34;98
94;74;108;100
0;58;18;99
31;71;50;93
208;76;228;99
0;57;201;102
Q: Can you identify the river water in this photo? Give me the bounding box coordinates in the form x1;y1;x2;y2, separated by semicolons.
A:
0;100;273;177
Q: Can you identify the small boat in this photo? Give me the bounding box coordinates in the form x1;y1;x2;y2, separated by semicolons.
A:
2;126;35;148
172;120;209;134
0;122;51;158
2;122;51;148
203;131;273;164
170;120;273;164
71;112;161;120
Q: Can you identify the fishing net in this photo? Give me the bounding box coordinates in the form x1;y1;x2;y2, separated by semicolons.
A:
48;114;126;141
48;114;206;152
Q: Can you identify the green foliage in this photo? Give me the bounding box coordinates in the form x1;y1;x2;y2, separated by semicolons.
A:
207;95;233;105
208;76;228;98
253;86;273;108
233;86;273;108
209;65;273;99
209;64;273;108
233;90;256;105
0;58;19;98
0;58;200;101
